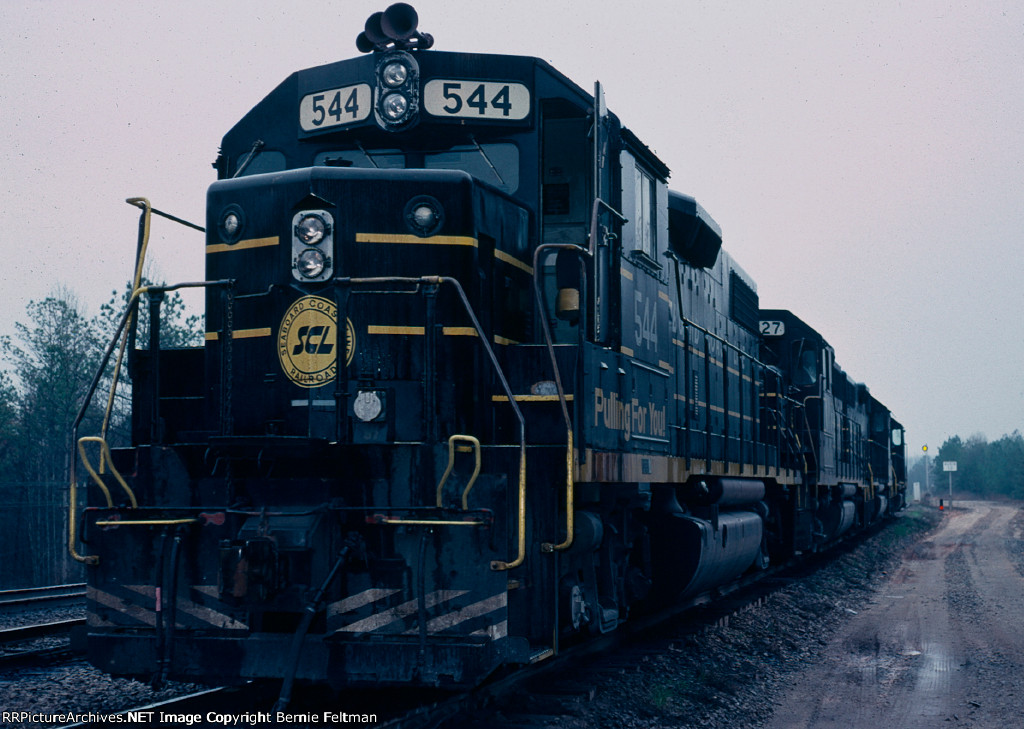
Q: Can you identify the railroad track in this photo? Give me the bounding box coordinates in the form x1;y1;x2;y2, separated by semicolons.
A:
0;583;86;613
0;618;85;668
0;617;85;644
56;686;258;728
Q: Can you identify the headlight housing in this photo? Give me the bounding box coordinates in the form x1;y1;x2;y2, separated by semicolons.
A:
403;195;444;237
374;50;419;131
291;210;334;282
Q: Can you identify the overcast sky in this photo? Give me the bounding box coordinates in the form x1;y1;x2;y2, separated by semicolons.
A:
2;0;1022;458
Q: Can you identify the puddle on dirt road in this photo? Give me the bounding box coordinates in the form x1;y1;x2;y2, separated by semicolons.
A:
917;639;955;692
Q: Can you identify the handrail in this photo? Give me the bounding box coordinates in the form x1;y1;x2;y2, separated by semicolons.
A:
77;437;137;508
542;430;574;553
100;198;153;456
800;395;821;478
94;518;200;527
586;197;627;257
531;242;587;553
69;261;231;565
68;199;210;564
435;435;482;510
69;278;234;566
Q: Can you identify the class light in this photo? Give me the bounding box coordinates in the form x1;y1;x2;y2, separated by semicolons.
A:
295;214;327;245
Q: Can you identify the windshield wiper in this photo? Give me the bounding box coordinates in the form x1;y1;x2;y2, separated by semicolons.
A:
469;134;505;186
232;140;265;178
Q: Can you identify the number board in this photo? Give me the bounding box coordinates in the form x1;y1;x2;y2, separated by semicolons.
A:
299;84;372;132
759;320;785;336
423;80;530;121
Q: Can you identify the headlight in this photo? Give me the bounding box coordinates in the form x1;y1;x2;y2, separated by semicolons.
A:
296;249;326;278
295;214;327;245
381;92;409;121
374;50;419;131
291;209;334;282
382;62;408;87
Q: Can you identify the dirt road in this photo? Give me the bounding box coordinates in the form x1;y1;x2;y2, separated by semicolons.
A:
768;500;1024;729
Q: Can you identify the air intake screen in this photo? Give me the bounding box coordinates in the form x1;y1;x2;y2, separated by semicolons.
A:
729;270;759;332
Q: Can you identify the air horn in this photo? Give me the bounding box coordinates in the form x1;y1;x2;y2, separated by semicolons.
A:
356;4;434;52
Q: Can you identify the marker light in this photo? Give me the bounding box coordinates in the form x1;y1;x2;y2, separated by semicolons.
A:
404;195;444;237
219;205;245;243
412;205;436;229
223;213;241;237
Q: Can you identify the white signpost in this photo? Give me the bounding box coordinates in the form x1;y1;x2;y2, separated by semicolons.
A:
943;461;957;502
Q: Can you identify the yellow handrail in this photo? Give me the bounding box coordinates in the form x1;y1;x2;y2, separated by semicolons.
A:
94;518;200;527
435;435;482;510
68;479;98;565
542;430;575;552
77;437;138;508
373;517;488;527
491;446;527;571
100;198;154;466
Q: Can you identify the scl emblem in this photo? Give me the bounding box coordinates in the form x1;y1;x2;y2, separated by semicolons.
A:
277;296;354;388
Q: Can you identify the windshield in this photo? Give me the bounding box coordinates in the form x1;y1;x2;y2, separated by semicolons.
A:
313;143;519;193
791;341;818;387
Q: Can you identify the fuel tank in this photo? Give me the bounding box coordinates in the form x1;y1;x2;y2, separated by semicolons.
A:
651;487;764;599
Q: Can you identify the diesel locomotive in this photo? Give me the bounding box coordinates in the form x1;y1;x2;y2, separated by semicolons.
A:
70;4;906;695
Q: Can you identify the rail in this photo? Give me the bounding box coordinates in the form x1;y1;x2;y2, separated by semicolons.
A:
0;619;85;645
0;584;86;612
